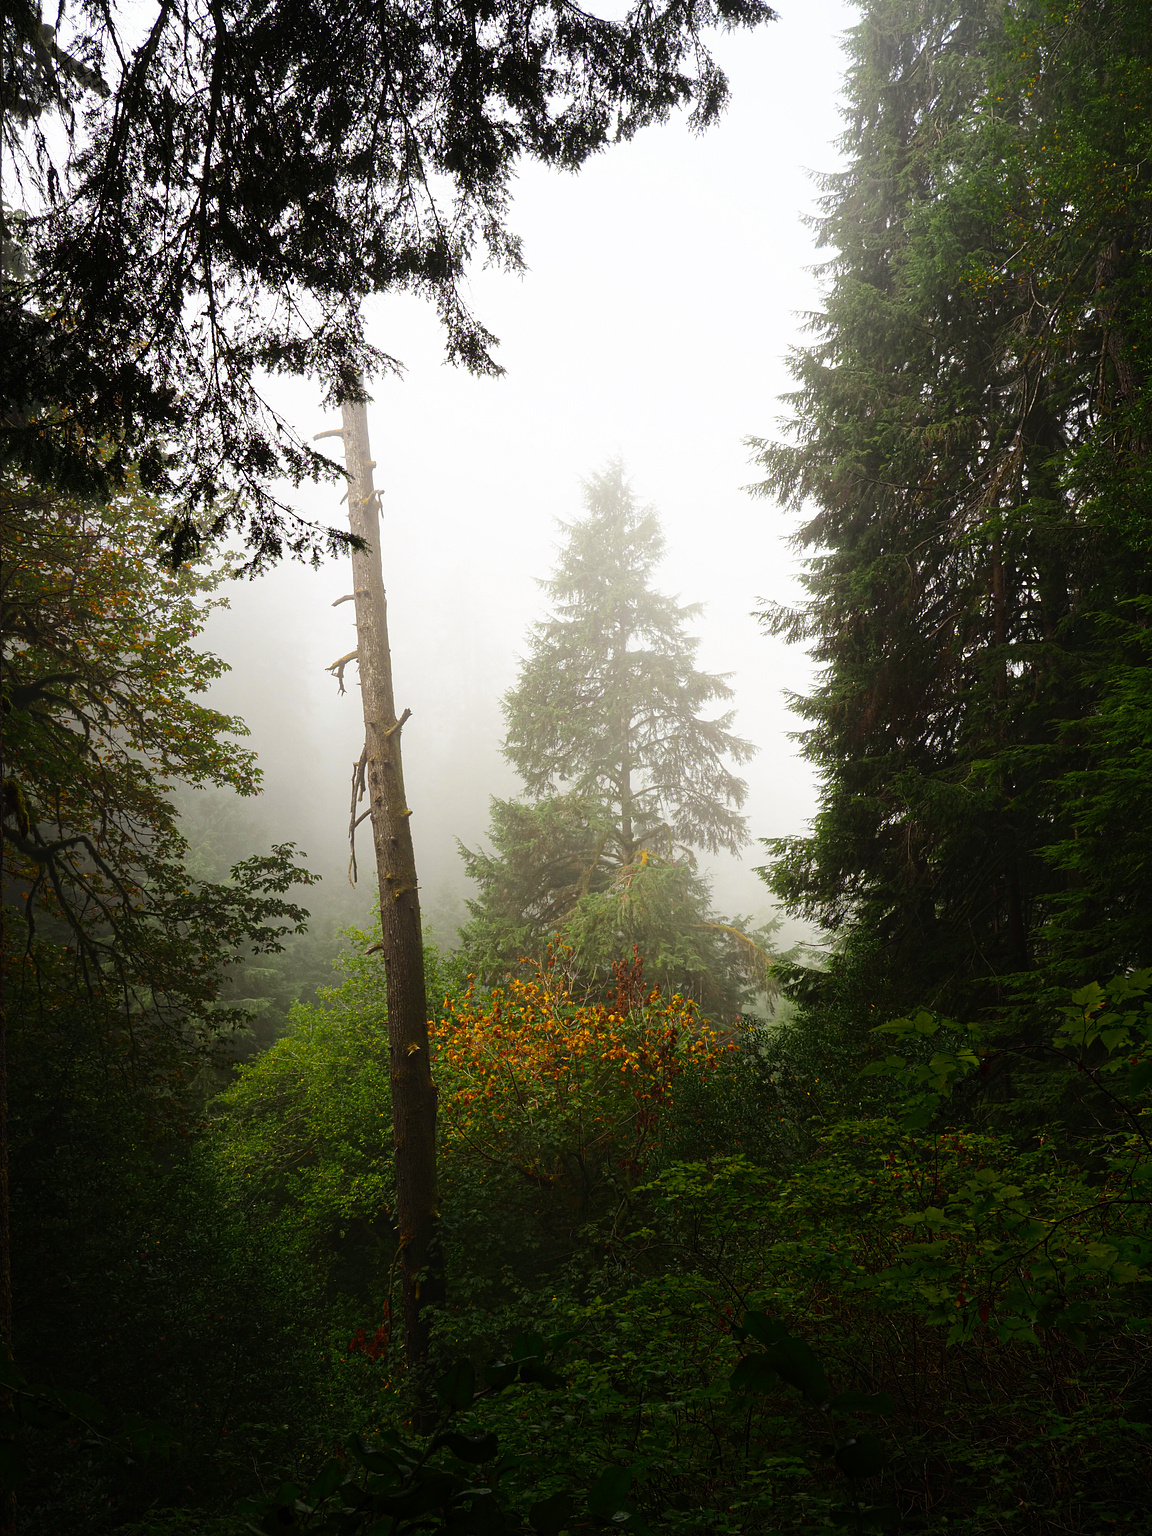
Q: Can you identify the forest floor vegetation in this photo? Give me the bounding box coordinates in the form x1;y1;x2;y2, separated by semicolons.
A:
9;932;1151;1535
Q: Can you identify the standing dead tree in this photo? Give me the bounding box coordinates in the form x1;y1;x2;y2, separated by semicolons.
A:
317;397;443;1365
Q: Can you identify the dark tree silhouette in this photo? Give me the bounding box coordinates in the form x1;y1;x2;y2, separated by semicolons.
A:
1;0;776;565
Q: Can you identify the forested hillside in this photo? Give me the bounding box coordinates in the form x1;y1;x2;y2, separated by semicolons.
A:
2;1;1151;1535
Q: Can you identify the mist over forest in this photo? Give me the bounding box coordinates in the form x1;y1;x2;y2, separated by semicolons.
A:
189;0;846;958
4;1;1152;1534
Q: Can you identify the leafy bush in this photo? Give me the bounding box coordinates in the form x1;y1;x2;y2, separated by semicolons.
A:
433;951;734;1232
215;940;737;1321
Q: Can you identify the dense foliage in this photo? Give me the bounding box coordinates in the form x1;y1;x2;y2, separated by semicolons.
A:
753;0;1152;1035
2;0;776;563
0;480;330;1528
215;942;735;1318
1;478;315;1035
459;795;776;1016
22;923;1147;1535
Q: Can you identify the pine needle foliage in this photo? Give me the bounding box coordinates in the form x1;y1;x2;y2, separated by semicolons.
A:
753;0;1152;1035
460;465;767;1016
2;0;776;565
503;462;754;863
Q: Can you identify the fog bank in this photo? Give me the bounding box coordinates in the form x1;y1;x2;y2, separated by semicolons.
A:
194;2;855;951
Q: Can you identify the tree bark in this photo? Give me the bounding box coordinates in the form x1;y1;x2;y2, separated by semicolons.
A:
614;620;635;862
334;393;443;1364
0;853;14;1536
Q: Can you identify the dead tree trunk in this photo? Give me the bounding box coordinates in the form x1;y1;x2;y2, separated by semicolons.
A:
319;393;443;1365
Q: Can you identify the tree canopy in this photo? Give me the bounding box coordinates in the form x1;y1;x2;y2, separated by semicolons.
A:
2;0;776;565
1;475;315;1036
754;0;1152;1034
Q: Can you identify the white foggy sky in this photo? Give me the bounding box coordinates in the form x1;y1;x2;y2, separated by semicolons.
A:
198;0;856;941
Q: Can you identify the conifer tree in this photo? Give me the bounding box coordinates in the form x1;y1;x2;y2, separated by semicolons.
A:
503;462;753;863
460;465;768;1016
754;0;1152;1033
2;0;776;565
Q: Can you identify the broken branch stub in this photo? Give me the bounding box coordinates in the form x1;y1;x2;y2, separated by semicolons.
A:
347;745;368;885
326;649;359;695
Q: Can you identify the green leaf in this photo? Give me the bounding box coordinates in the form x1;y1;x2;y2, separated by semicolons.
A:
763;1338;831;1404
835;1433;887;1479
376;1469;459;1520
729;1353;779;1394
440;1431;500;1464
899;1099;939;1131
859;1058;903;1077
530;1492;574;1534
588;1467;633;1519
1130;1057;1152;1094
829;1391;895;1415
484;1361;517;1392
306;1457;345;1503
1071;982;1104;1009
350;1434;404;1475
511;1332;546;1362
740;1311;789;1347
436;1359;477;1412
1099;1027;1133;1052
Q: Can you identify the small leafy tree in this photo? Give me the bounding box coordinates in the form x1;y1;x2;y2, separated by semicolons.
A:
1;476;314;1022
433;950;733;1215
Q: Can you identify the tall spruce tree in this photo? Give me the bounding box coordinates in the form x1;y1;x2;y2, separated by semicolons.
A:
504;463;753;861
754;0;1152;1036
459;465;769;1015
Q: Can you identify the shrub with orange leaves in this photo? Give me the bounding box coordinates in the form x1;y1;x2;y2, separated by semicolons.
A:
431;949;735;1233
